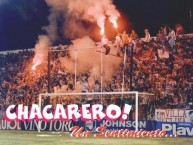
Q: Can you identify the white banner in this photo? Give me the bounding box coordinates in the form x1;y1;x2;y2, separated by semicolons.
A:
155;109;193;123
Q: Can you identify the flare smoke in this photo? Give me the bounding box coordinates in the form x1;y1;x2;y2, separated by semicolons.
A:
33;0;120;67
33;0;121;90
32;35;51;70
0;0;8;5
45;0;120;38
60;36;122;88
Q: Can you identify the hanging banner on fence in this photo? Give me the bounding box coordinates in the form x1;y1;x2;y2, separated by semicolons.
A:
156;122;193;137
155;109;193;122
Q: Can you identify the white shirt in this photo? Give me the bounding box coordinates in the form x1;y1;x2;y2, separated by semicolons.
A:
145;32;151;42
169;30;176;40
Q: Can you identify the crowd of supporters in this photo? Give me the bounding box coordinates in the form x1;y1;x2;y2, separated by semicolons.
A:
0;26;192;120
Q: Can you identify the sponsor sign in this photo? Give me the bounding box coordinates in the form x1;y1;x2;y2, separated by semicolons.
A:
84;120;148;131
100;120;146;130
0;119;74;131
0;119;21;130
21;120;74;131
155;109;193;122
0;111;21;130
156;122;193;137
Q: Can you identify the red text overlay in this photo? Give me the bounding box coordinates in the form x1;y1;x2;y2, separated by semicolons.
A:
70;125;175;138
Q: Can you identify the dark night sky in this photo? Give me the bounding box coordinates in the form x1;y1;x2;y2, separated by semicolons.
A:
0;0;193;51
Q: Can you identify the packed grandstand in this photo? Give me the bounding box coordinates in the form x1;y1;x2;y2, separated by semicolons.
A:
0;27;192;122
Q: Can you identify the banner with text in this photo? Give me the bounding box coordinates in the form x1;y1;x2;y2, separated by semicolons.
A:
155;109;193;122
156;122;193;137
84;120;155;132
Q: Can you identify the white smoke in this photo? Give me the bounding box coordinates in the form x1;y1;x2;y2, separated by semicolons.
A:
0;0;9;6
42;9;60;42
32;35;51;70
60;36;122;88
33;0;120;66
33;0;121;91
45;0;120;38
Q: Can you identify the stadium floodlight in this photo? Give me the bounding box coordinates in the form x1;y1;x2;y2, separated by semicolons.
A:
38;91;154;133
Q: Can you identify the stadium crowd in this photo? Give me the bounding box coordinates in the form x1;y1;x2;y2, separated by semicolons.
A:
0;25;192;120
